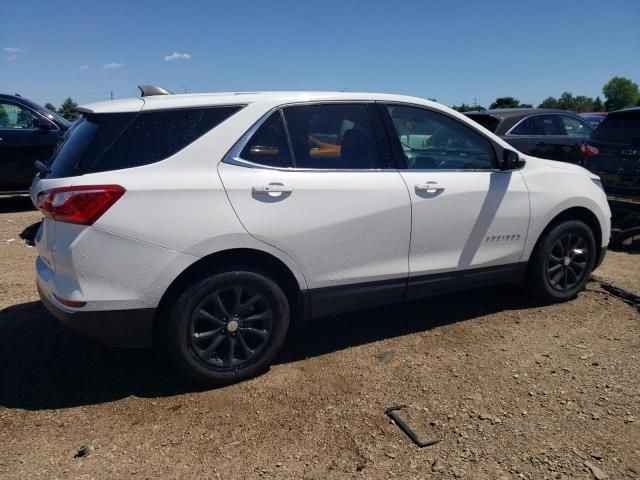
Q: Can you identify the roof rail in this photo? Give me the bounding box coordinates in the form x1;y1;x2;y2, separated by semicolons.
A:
138;85;172;97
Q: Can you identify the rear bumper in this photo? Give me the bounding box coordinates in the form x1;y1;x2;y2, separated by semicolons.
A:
37;281;155;348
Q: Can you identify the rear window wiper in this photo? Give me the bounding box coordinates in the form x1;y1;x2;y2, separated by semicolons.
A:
35;160;51;175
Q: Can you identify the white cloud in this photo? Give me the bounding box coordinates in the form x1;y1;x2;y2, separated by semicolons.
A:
165;52;191;61
103;62;123;70
79;64;88;71
4;47;21;60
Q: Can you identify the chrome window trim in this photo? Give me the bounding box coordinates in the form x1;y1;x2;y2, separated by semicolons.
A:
222;100;508;173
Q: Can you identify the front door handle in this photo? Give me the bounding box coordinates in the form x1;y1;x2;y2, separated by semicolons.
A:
414;181;445;193
536;141;546;147
252;183;293;194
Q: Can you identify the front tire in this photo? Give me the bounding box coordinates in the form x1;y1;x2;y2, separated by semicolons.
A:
167;270;290;385
524;220;596;303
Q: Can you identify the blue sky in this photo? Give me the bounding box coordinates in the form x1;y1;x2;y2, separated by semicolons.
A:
1;0;639;108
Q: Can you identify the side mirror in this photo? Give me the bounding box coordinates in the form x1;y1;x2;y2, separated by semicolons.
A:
501;149;524;170
35;117;55;131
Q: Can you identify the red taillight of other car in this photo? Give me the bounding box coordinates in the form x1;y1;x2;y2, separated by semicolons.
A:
581;143;600;157
36;185;126;225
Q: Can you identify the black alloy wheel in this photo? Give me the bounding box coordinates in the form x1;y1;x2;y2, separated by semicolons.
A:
190;285;273;369
524;219;596;303
545;232;590;292
167;270;290;385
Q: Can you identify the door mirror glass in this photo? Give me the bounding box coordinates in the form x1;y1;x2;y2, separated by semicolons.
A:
501;149;521;170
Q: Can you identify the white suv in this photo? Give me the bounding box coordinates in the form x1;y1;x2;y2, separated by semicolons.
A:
31;88;611;384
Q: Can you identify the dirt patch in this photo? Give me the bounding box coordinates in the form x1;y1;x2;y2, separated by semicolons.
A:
0;201;638;479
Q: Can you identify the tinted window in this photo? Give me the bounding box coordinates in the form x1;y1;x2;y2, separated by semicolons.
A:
240;112;292;167
47;106;242;178
0;102;37;129
559;115;593;136
48;113;135;177
510;115;561;135
466;114;500;133
592;113;640;145
385;105;496;170
283;104;382;169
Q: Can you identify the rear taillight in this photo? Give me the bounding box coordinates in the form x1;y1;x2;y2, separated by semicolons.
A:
36;185;126;225
581;143;600;157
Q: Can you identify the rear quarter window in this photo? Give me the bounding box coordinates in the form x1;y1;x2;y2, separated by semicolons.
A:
47;105;243;178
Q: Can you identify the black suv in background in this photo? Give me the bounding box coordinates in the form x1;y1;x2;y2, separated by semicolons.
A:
465;109;594;164
0;93;70;192
581;107;640;249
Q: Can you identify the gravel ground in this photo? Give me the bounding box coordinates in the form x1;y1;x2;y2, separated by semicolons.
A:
0;196;638;480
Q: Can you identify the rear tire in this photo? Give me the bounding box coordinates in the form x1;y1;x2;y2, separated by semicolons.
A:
524;220;596;303
167;270;290;385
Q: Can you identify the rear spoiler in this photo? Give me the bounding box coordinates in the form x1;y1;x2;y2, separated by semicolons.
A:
138;85;172;97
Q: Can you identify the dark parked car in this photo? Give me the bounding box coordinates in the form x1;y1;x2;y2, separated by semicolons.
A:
581;107;640;249
465;109;594;164
582;107;640;200
0;93;70;192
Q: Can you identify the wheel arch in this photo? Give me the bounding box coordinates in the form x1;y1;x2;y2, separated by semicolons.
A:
529;206;603;267
153;248;307;346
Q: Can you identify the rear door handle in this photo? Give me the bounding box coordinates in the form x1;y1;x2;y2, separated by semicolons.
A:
536;141;546;147
415;181;445;193
252;183;293;194
621;149;639;158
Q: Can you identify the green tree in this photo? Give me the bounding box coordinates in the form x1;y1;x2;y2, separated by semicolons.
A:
451;103;485;112
44;102;57;112
57;97;79;121
490;97;531;109
593;96;603;111
538;96;558;108
539;92;595;112
602;76;640;111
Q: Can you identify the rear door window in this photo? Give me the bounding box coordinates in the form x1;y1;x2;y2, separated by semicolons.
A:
282;104;382;169
509;115;562;136
47;106;243;178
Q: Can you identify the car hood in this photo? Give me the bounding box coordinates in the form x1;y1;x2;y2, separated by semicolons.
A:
534;157;594;175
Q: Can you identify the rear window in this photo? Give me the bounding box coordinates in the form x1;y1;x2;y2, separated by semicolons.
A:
592;113;640;145
466;114;500;133
46;105;243;178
